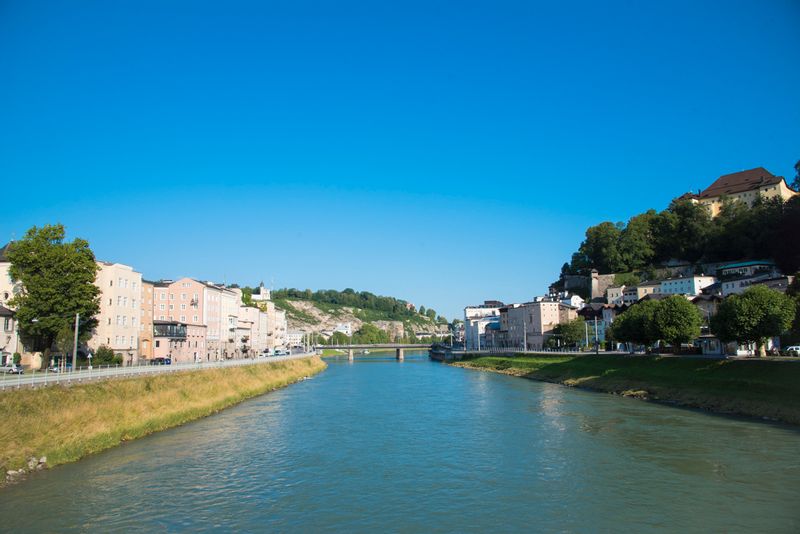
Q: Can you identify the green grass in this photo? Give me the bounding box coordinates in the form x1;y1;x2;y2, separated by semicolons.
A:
454;354;800;425
0;357;327;478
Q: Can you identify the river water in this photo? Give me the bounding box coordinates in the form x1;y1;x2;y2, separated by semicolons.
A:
1;352;799;532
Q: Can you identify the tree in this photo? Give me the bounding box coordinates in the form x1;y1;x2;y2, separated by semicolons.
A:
792;159;800;192
650;295;702;348
418;306;426;317
353;323;389;344
7;224;100;354
553;317;586;348
425;308;436;320
711;285;796;357
93;345;122;365
618;210;656;271
609;300;660;348
578;222;625;273
329;331;350;345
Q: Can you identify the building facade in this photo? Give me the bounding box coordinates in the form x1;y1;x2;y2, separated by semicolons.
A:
659;276;717;296
692;167;798;217
91;262;143;365
139;280;155;360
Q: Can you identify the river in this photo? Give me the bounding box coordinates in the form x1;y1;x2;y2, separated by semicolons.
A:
1;352;799;532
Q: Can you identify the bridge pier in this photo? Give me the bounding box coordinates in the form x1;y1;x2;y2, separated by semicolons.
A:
348;349;354;361
396;348;404;361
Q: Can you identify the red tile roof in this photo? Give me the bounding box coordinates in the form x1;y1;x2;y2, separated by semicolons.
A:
698;167;783;199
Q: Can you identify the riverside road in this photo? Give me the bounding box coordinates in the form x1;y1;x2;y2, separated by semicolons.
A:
0;352;318;390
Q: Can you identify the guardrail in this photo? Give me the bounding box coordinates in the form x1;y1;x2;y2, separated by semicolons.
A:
0;352;318;391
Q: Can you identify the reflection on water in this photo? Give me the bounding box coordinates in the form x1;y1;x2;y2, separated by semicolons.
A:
1;352;798;533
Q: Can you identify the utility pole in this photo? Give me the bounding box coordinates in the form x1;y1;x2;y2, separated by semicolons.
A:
594;316;599;355
72;312;79;372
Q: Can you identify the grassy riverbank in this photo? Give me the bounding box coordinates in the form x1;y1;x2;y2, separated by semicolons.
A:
453;354;800;425
0;357;326;480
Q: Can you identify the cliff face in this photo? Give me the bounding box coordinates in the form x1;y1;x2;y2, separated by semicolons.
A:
276;299;448;339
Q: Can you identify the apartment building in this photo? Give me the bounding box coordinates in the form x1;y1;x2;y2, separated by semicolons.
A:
464;301;504;350
91;262;143;365
139;280;155;360
152;320;207;363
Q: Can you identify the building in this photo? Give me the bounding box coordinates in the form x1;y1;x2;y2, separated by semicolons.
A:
333;322;352;337
691;167;798;217
464;301;503;350
0;305;19;365
286;330;304;347
622;281;660;304
606;285;625;305
139;280;155;360
238;304;270;356
499;300;578;351
152;320;208;363
717;260;777;279
250;282;271;302
91;262;143;366
659;275;717;296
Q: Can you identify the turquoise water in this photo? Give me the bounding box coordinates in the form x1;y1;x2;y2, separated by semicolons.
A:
1;352;798;532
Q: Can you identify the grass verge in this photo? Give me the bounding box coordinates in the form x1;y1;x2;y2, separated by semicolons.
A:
452;354;800;425
0;357;327;480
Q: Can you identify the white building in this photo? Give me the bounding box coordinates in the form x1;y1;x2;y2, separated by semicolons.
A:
659;276;717;296
334;322;352;337
91;261;143;365
251;282;271;302
464;301;503;350
287;330;304;347
606;285;625;305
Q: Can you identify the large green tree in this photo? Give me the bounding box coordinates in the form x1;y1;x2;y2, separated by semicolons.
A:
7;224;100;354
609;300;660;348
711;285;796;357
578;222;625;273
618;210;656;271
650;295;702;348
553;317;586;348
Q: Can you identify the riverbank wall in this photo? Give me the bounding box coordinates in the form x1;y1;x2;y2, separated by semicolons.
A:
1;356;327;485
451;354;800;425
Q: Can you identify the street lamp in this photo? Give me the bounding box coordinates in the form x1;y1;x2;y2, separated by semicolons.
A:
32;312;80;372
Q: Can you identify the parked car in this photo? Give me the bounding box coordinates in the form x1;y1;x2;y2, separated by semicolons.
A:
0;364;23;374
785;346;800;356
274;349;289;356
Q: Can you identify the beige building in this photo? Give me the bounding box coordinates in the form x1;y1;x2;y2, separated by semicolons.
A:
683;167;798;217
139;280;155;360
500;300;578;351
238;305;270;355
153;320;207;364
622;281;660;305
91;262;143;365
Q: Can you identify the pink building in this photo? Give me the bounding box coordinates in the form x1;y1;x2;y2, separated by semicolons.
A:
152;320;208;363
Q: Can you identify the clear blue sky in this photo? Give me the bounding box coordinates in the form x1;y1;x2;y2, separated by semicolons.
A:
1;0;799;319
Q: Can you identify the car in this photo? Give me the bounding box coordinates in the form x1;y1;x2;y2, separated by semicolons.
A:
274;349;289;356
0;364;24;374
785;346;800;356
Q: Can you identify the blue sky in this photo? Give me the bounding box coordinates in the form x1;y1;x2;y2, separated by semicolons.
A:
1;0;799;319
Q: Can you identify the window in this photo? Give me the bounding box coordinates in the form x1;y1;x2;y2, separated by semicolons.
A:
160;293;166;300
3;317;9;331
180;315;186;322
118;278;123;287
193;315;199;323
159;304;165;311
155;340;160;348
181;293;186;300
116;315;122;325
123;297;128;307
181;304;186;310
169;294;174;300
131;336;135;346
169;304;174;310
117;296;123;306
122;316;127;326
108;318;111;325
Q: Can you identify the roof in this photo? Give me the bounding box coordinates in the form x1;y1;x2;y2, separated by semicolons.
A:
0;243;10;262
0;305;14;316
719;260;775;270
698;167;783;199
676;191;699;201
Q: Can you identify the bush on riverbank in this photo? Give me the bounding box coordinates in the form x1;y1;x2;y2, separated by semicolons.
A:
0;357;327;478
454;354;800;425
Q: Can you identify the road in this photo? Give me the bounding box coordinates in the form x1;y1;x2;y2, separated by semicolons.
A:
0;352;319;391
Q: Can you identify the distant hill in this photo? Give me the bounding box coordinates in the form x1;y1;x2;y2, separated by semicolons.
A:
248;287;450;342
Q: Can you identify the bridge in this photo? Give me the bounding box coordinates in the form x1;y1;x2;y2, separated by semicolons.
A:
316;344;432;361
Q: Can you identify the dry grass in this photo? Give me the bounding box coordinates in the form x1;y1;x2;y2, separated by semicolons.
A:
0;357;327;475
